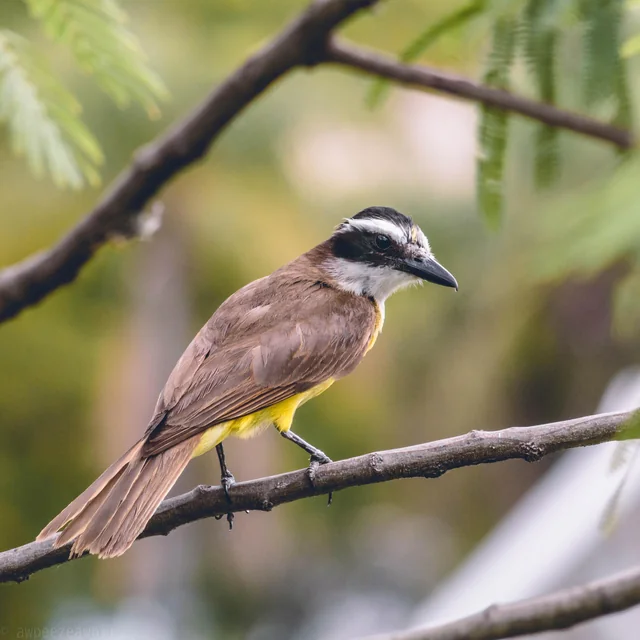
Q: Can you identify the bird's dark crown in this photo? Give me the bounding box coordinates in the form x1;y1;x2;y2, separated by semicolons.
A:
351;206;416;237
327;206;428;266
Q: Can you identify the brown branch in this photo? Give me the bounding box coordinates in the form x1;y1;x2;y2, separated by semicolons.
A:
367;566;640;640
326;39;635;149
0;3;635;325
0;410;632;584
0;0;377;323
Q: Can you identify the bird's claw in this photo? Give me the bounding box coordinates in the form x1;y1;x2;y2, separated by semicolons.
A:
214;509;235;529
221;471;236;502
307;451;333;506
220;471;236;530
310;451;332;465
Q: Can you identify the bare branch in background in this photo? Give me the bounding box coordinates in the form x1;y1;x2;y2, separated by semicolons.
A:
326;39;634;149
0;0;634;324
0;409;631;584
367;565;640;640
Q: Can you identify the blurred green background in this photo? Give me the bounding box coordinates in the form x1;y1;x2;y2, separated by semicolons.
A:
1;0;640;638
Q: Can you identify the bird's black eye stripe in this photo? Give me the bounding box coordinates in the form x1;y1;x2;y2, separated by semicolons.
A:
374;234;391;251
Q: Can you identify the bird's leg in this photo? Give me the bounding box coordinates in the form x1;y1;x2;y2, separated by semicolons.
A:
280;429;332;463
279;429;333;505
216;442;235;530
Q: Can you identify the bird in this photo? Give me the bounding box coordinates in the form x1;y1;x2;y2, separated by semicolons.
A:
37;206;458;559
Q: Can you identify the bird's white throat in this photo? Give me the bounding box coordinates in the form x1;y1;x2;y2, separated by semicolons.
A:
323;257;419;302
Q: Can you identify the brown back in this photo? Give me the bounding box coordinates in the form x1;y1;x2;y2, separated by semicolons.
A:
142;247;377;456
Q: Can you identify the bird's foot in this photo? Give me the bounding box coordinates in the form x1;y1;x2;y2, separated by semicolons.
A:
278;430;334;506
214;443;236;529
221;470;236;530
308;451;333;506
310;450;332;465
221;469;236;502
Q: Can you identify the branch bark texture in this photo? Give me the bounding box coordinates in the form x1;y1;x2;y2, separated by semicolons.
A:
0;409;631;584
368;565;640;640
0;0;634;323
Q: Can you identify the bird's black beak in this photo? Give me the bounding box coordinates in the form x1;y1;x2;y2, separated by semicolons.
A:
400;255;458;290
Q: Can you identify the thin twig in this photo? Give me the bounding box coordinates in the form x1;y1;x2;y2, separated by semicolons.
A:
0;409;631;584
366;565;640;640
326;39;634;149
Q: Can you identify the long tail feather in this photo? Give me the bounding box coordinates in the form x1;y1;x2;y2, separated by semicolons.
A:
37;442;144;541
38;438;198;559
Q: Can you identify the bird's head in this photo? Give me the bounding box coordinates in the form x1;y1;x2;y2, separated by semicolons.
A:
321;206;458;301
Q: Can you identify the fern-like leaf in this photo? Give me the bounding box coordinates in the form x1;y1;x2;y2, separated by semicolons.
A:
24;0;168;118
612;55;633;132
532;28;559;187
580;0;625;107
367;0;486;109
477;16;518;227
0;29;103;188
523;0;561;186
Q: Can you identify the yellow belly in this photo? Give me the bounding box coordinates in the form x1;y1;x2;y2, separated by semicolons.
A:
192;378;335;458
193;300;383;459
366;299;383;354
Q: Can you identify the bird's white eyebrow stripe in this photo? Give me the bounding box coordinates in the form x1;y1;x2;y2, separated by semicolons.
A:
338;218;407;244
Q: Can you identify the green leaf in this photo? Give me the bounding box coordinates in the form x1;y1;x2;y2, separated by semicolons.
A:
619;410;640;441
578;0;633;133
523;0;561;186
612;55;633;132
477;16;518;227
579;0;625;107
0;29;103;188
534;122;560;186
477;109;509;228
23;0;168;118
366;0;487;109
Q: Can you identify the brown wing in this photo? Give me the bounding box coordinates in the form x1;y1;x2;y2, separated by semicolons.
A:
142;277;377;456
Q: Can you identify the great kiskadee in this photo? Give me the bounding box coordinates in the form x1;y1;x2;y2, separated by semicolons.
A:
38;206;457;558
